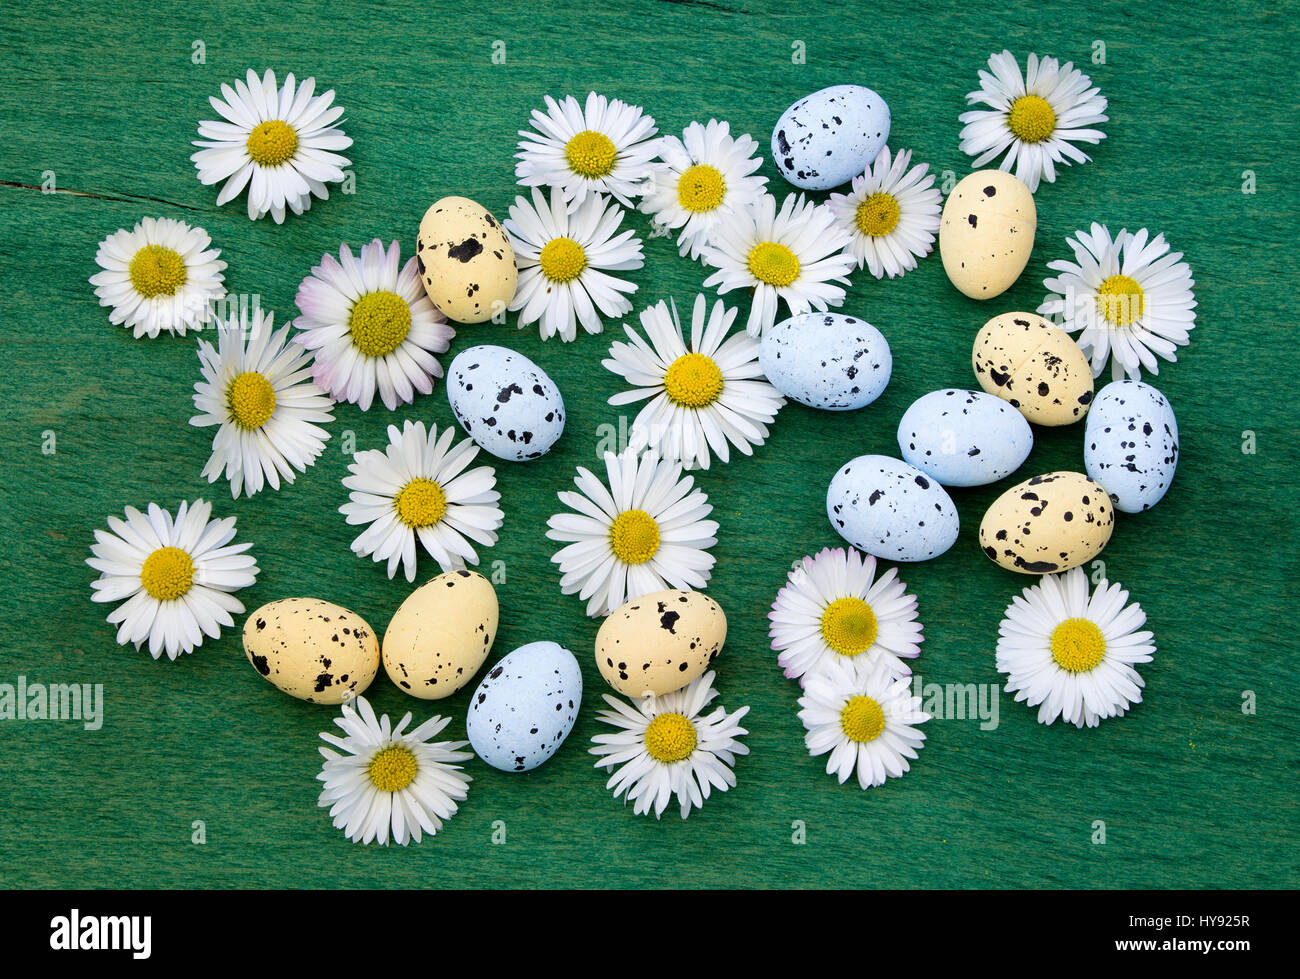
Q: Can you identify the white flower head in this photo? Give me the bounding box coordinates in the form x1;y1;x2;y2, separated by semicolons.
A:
192;69;352;222
504;187;644;342
604;294;785;470
89;217;227;338
590;671;750;819
996;566;1155;728
826;147;942;279
546;447;717;617
317;696;473;846
86;500;258;660
1038;222;1197;381
701;192;855;336
340;420;503;582
515;91;659;211
958;50;1108;193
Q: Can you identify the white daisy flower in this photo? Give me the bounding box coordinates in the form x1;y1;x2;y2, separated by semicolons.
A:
89;217;226;338
340;420;502;583
504;187;644;342
590;670;749;820
769;546;924;685
958;50;1109;194
190;306;334;498
1038;223;1197;381
191;68;352;223
826;147;942;279
996;566;1155;729
545;448;718;618
798;656;929;790
515;91;659;211
86;500;258;661
701;192;855;337
293;239;455;410
317;696;472;846
604;294;784;470
638;119;768;261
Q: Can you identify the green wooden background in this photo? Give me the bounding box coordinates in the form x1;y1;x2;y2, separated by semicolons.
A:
1;0;1296;889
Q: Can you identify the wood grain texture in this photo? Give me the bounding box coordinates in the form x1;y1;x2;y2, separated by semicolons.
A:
0;0;1296;889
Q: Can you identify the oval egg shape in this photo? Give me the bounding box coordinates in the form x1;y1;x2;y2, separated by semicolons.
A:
979;471;1114;574
772;84;890;191
381;569;498;699
897;389;1033;487
759;312;891;411
467;641;583;772
1085;380;1180;513
973;311;1094;426
939;170;1036;299
446;345;565;461
243;598;379;705
416;196;518;324
596;589;726;697
826;454;959;561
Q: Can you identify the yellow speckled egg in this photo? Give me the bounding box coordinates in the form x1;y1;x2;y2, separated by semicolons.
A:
381;569;498;699
243;598;380;704
416;196;517;323
939;170;1036;299
973;312;1095;426
596;590;726;697
979;471;1114;574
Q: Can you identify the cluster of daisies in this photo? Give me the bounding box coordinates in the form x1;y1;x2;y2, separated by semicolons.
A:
83;51;1180;842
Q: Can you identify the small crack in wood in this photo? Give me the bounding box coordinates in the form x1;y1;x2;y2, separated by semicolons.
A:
0;180;203;212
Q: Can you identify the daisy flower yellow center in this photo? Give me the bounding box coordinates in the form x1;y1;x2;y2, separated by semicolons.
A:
677;164;727;213
1050;617;1107;673
820;597;879;656
128;244;187;298
1007;95;1057;144
855;192;901;237
226;371;277;430
1095;274;1146;328
841;694;886;743
608;509;660;565
367;744;418;792
139;546;195;601
349;290;412;357
663;352;724;408
539;237;588;284
246;119;299;166
565;129;617;179
644;712;697;763
747;241;801;288
394;478;447;529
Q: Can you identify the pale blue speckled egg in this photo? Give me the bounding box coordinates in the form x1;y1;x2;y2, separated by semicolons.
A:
466;641;582;773
759;312;891;411
897;389;1034;487
1084;380;1179;513
772;84;890;191
827;455;960;562
447;345;565;461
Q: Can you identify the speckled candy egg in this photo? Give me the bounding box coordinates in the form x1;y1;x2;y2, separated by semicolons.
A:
973;312;1095;426
771;84;890;191
416;196;517;324
381;570;498;699
979;471;1114;574
826;455;960;562
1085;380;1180;513
759;312;891;410
596;589;726;698
243;598;380;704
446;345;565;461
939;170;1036;299
897;389;1033;487
467;641;582;773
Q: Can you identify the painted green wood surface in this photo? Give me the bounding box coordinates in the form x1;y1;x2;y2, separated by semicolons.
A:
0;0;1296;889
